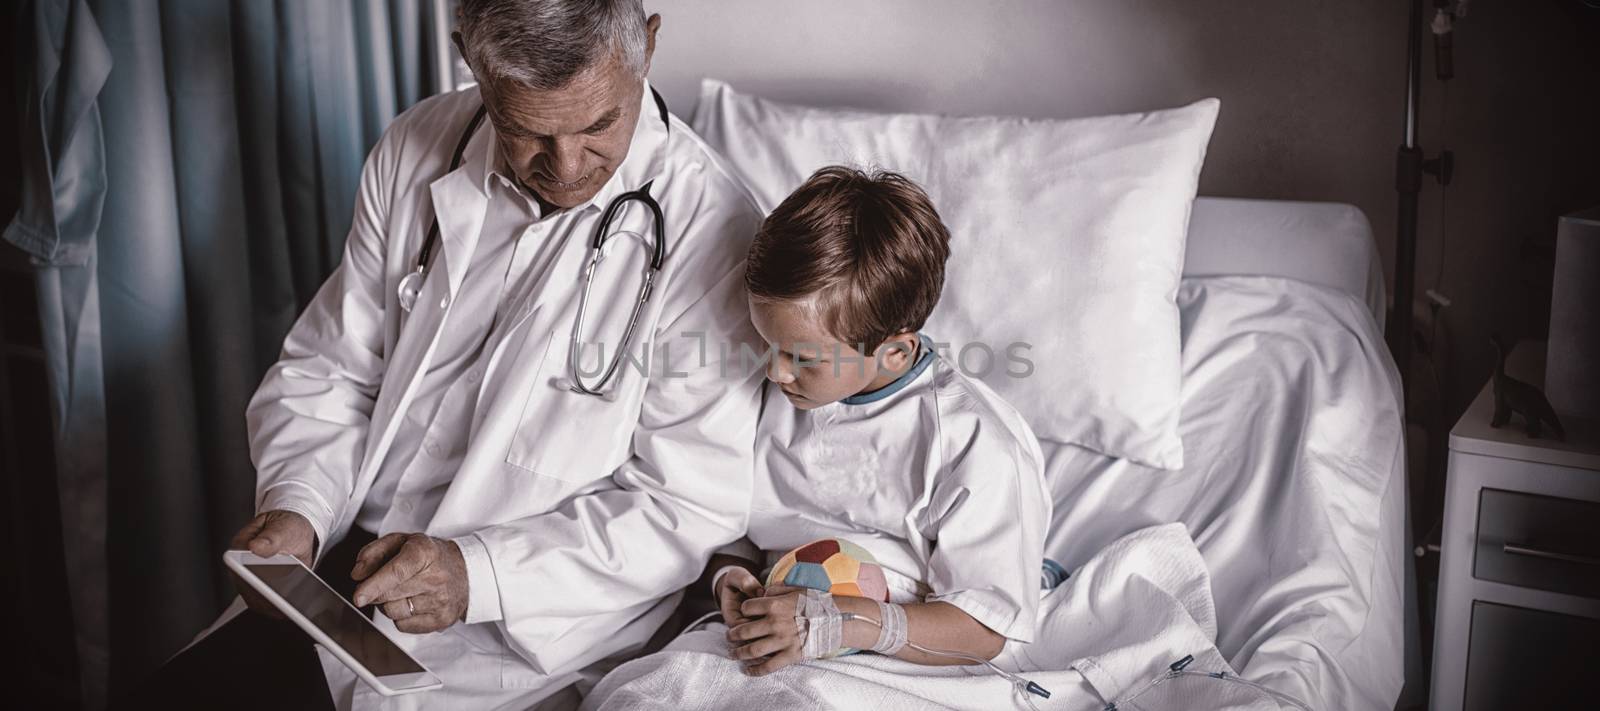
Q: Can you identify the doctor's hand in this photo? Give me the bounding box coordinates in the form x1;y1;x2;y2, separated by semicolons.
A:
229;509;318;617
350;533;469;634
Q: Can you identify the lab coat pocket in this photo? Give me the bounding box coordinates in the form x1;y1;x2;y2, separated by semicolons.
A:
504;334;638;482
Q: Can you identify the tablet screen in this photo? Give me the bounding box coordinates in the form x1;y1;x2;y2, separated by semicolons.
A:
246;563;425;676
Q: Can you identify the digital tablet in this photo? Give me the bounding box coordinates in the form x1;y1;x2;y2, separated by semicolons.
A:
223;550;443;696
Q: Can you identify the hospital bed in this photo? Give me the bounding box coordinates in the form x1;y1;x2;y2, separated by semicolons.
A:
678;92;1413;709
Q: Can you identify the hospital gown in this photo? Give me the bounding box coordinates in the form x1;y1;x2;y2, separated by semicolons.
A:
739;338;1051;642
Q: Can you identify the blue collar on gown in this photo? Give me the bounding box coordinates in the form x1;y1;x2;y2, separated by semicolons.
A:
840;334;936;406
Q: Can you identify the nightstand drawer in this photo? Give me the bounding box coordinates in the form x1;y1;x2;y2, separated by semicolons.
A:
1475;488;1600;598
1462;601;1600;710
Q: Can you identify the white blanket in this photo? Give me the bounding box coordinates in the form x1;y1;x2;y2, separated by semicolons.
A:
1045;276;1408;710
583;525;1307;711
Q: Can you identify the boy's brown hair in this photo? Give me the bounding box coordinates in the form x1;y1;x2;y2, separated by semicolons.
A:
745;166;951;351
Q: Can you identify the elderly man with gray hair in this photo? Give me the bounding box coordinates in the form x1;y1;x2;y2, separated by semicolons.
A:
135;1;765;708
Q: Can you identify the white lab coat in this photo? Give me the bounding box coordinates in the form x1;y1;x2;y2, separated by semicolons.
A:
233;83;766;709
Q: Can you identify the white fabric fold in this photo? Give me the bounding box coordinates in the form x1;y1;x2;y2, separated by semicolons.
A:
583;524;1302;710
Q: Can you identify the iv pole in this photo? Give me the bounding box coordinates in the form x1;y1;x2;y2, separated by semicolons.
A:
1390;0;1454;403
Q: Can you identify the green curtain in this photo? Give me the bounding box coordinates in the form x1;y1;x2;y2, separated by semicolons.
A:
6;0;447;704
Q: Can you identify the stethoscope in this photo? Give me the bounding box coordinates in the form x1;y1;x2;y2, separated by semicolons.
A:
398;89;671;397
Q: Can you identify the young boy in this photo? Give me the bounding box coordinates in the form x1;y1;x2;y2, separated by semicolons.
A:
708;166;1051;676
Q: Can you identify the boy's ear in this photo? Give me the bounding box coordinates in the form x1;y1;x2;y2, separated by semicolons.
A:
874;332;921;372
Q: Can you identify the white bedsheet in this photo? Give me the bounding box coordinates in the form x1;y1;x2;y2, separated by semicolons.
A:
584;524;1294;711
1044;275;1406;711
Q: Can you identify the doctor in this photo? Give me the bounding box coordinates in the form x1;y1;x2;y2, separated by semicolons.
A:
143;1;765;708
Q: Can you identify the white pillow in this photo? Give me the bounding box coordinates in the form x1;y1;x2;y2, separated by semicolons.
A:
693;79;1216;469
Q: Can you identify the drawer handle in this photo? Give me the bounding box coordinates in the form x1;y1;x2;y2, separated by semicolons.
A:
1503;543;1600;567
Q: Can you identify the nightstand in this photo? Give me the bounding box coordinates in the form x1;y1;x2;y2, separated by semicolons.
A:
1429;342;1600;710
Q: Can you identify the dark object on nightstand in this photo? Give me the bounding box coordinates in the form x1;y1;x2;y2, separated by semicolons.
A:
1490;336;1565;440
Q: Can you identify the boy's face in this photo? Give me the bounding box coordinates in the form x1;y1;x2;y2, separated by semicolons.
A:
748;297;917;410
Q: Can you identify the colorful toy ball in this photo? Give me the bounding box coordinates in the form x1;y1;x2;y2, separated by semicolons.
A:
766;538;890;602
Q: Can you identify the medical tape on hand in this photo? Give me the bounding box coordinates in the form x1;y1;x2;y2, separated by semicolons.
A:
797;589;845;659
868;600;909;655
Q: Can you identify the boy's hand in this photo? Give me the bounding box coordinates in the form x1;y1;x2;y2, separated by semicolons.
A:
715;567;766;627
728;588;806;676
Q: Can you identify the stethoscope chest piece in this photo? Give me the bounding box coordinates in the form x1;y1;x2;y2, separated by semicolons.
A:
401;90;673;396
397;268;426;312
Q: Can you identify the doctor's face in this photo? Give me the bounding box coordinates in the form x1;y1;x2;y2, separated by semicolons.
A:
474;53;649;210
749;298;889;410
